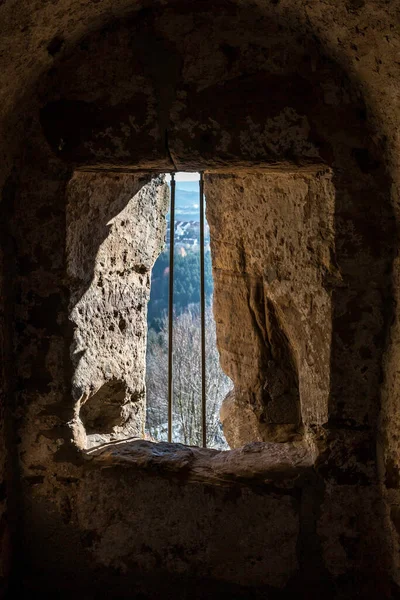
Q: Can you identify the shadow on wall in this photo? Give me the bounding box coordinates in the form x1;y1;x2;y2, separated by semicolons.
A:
66;172;169;449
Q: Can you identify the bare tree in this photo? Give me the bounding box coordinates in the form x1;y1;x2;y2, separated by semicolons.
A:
145;304;231;449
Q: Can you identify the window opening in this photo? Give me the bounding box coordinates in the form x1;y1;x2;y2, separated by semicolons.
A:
199;172;206;448
145;172;231;449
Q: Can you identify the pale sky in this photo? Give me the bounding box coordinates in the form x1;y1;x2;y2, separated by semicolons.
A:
165;172;200;182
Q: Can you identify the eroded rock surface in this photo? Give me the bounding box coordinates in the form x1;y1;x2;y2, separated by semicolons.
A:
67;172;168;448
206;171;335;448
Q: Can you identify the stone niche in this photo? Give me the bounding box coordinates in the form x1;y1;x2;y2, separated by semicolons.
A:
67;172;169;448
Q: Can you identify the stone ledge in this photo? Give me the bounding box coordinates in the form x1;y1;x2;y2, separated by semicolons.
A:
85;439;313;486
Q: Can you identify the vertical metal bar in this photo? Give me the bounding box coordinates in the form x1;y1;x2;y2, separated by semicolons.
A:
200;172;207;448
168;173;176;443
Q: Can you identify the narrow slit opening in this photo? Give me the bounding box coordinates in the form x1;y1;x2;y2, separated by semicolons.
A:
145;172;231;450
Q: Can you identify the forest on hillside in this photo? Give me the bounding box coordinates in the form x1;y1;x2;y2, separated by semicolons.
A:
147;249;214;331
145;247;231;449
145;177;232;449
146;306;230;449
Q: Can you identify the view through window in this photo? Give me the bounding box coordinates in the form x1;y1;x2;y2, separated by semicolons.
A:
145;173;231;449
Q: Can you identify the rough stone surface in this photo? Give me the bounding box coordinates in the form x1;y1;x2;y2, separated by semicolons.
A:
76;460;300;591
0;1;399;597
67;172;168;448
219;389;268;448
88;438;313;484
206;171;334;447
0;232;12;597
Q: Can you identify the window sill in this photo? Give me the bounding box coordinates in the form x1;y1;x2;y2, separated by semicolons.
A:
84;438;313;487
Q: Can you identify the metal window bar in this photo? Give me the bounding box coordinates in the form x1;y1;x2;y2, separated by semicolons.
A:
167;173;175;443
167;172;207;447
199;173;207;448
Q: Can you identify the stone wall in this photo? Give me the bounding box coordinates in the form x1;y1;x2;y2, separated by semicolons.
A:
206;171;335;447
0;0;400;597
0;242;11;598
8;160;393;599
67;172;168;448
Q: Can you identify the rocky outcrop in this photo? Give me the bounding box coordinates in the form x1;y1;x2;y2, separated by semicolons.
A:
67;172;168;448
